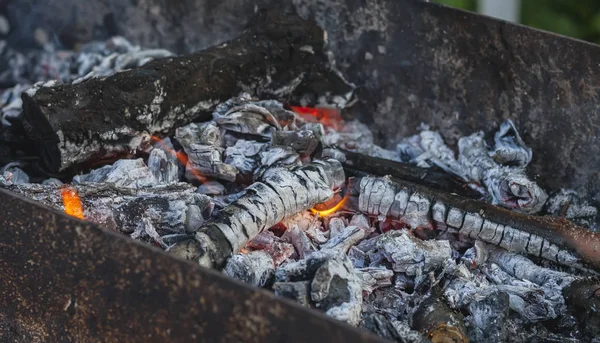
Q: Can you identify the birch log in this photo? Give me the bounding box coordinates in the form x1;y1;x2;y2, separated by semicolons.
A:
170;159;345;268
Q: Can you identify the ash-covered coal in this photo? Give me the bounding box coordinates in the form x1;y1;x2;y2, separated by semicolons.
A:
2;19;600;343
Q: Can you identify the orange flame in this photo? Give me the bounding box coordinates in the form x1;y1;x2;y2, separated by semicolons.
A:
290;106;343;130
150;136;208;183
310;192;349;217
61;186;84;220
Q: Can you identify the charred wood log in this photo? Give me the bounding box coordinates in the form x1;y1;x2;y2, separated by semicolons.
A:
412;288;468;343
20;10;353;173
351;175;600;271
340;149;481;199
169;159;344;268
4;182;213;242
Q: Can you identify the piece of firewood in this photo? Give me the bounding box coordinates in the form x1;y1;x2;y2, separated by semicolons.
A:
169;159;345;268
20;10;353;173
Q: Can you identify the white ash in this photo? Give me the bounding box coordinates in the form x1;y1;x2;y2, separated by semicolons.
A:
224;139;266;174
466;291;510;343
491;120;532;167
282;211;329;244
320;225;366;254
223;251;275;287
348;246;368;269
546;188;598;219
147;149;179;184
196;181;225;195
369;230;455;276
355;267;394;294
74;158;157;188
271;129;319;155
0;162;29;185
327;217;347;237
254;146;301;179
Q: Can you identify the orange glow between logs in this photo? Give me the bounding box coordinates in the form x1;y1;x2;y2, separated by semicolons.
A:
310;192;349;217
61;186;84;220
290;106;343;130
150;136;208;183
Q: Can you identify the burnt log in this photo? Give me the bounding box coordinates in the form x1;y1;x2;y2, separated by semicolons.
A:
169;159;345;268
20;10;353;173
412;288;468;343
352;175;600;271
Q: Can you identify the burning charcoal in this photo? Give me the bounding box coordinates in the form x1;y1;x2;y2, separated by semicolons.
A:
320;225;366;254
169;158;344;268
1;162;29;184
460;240;489;270
21;10;352;173
466;291;510;343
196;180;225;195
373;230;455;276
147;149;179;184
253;146;301;180
264;241;296;266
361;313;430;343
248;231;280;250
412;288;468;343
215;102;284;137
311;255;362;326
355;267;394;294
349;214;371;232
272;281;311;307
491;120;532;167
272;130;318;155
281;225;316;259
223;140;266;174
353;175;600;270
283;211;329;244
175;122;237;182
222;251;274;287
73;158;157;188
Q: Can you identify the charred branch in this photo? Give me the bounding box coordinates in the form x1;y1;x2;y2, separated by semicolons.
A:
352;175;600;271
169;159;344;268
20;10;353;173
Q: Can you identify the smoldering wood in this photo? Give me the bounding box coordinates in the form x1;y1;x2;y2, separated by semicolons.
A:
19;10;353;173
412;288;468;343
5;182;213;237
169;158;344;268
340;149;481;199
352;175;600;271
222;250;275;287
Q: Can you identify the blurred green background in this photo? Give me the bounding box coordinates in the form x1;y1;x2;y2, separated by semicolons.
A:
434;0;600;44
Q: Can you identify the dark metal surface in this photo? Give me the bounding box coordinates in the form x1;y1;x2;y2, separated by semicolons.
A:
0;188;387;343
7;0;600;199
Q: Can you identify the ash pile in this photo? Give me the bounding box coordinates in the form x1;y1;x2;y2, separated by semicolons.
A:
1;10;600;343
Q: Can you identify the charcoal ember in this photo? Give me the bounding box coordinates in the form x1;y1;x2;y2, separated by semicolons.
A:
412;288;468;343
361;313;430;343
272;130;318;155
545;188;598;220
320;225;366;254
300;122;325;143
490;119;532;167
327;217;347;237
170;158;344;268
175;122;237;182
184;202;214;233
248;231;280;250
460;240;489;270
21;10;352;173
41;178;63;186
73;158;157;188
272;281;311;307
323;120;401;162
311;255;362;326
281;225;316;259
321;148;347;163
147;149;179;184
349;214;372;232
466;291;510;343
223;140;266;174
274;251;337;283
196;180;225;195
264;241;296;266
0;162;29;184
372;230;455;276
355;267;394;294
222;251;274;287
282;211;328;244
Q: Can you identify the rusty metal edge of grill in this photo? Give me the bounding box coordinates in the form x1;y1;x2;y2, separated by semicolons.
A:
0;187;388;343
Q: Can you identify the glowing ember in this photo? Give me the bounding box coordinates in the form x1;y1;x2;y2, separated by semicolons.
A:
150;136;208;183
310;192;349;217
290;106;343;129
61;186;84;220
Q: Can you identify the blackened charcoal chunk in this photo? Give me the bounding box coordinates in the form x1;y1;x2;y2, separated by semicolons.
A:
223;251;274;287
467;291;509;343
